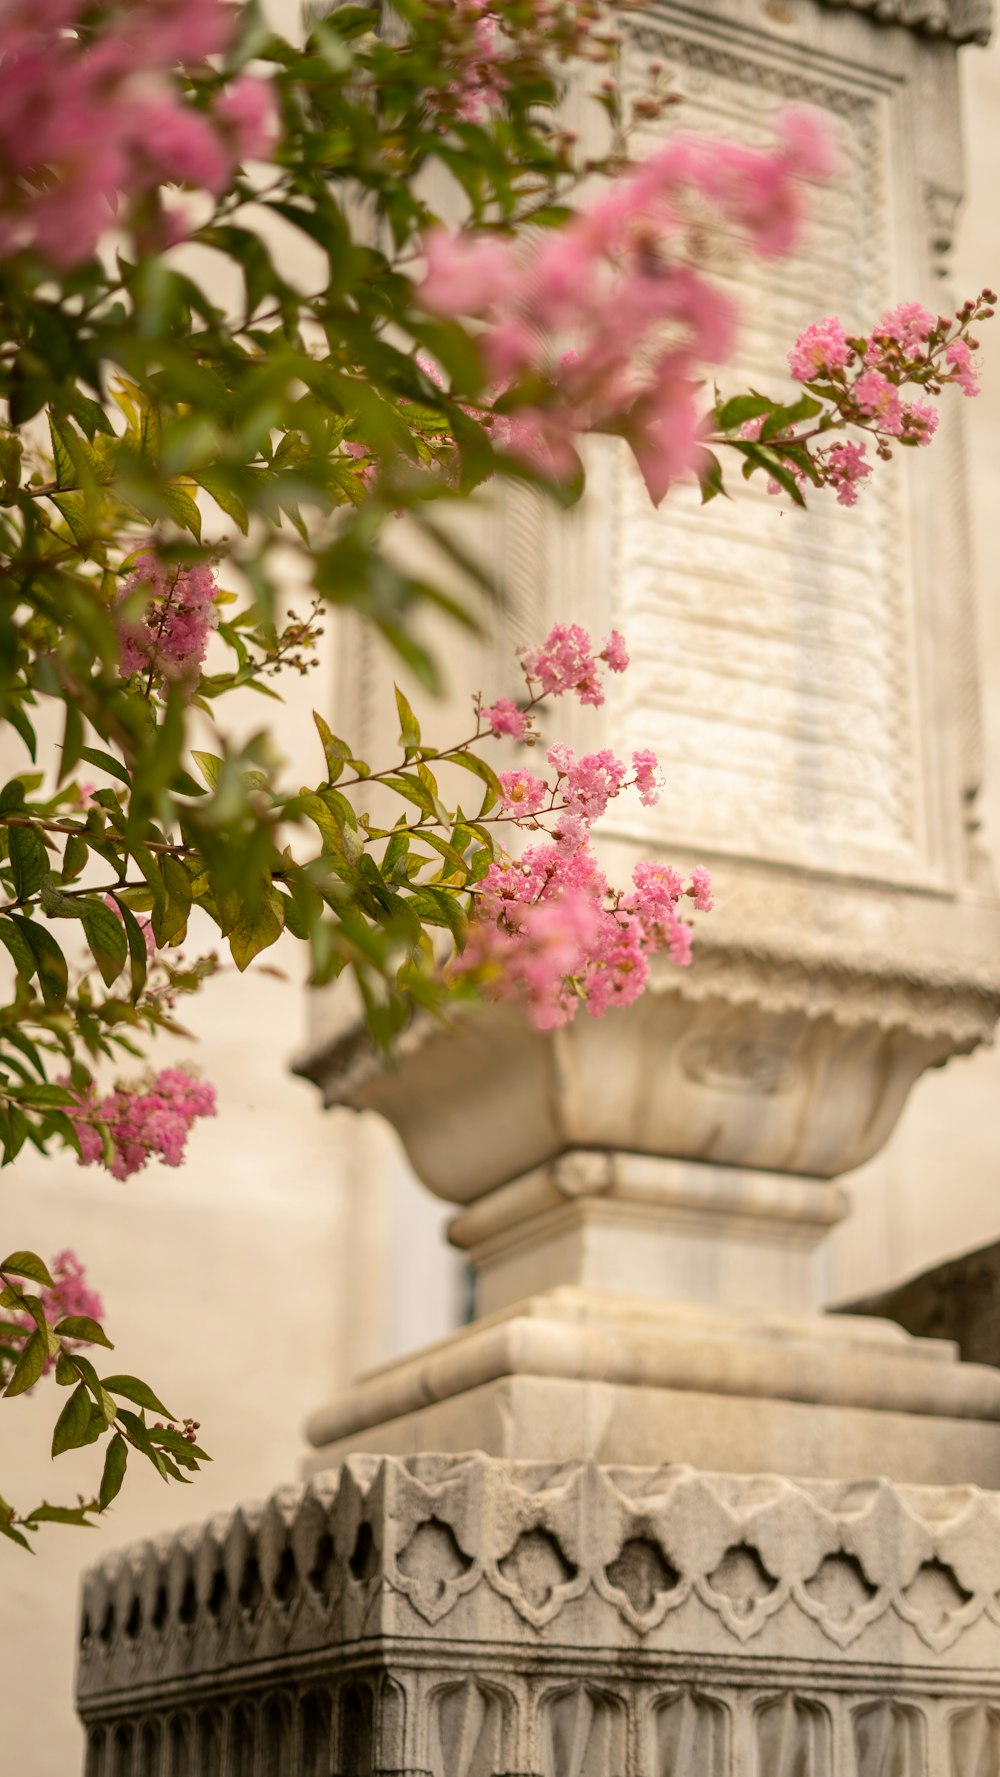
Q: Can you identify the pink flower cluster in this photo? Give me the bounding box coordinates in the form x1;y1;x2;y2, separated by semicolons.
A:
427;0;510;123
69;1067;216;1181
787;295;990;450
736;291;993;510
6;1249;105;1377
521;623;628;706
0;0;276;266
117;552;220;691
458;623;709;1029
480;624;627;737
419;108;835;501
460;841;711;1029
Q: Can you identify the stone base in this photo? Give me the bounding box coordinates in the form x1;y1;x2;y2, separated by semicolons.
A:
304;1288;1000;1487
77;1454;1000;1776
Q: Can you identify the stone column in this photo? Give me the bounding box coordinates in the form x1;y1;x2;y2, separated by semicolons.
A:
76;4;1000;1774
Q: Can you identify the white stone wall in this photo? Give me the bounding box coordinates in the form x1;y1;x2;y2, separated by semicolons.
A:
825;31;1000;1302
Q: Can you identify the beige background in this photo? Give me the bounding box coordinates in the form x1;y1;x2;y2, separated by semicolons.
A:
3;30;999;1776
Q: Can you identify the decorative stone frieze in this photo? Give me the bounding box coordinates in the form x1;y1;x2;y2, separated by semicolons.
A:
78;1455;1000;1776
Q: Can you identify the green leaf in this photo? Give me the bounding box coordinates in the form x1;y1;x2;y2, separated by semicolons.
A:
394;684;421;748
22;1502;96;1527
695;448;726;505
300;790;363;871
9;914;68;1004
47;413;76;491
51;1383;95;1457
4;1329;46;1396
98;1434;128;1511
51;493;94;556
8;821;49;902
78;747;131;788
312;712;363;784
195;469;249;534
0;917;35;979
54;1316;113;1349
12;1082;75;1109
714;394;775;432
0;1521;32;1551
161;483;202;540
381;773;437;818
101;1374;176;1418
190;751;223;792
61;833;89;882
108;895;149;999
229;884;285;971
80;900;129;987
148;1426;210;1462
152;855;192;947
1;1251;54;1288
448;751;502;813
55;1351;77;1386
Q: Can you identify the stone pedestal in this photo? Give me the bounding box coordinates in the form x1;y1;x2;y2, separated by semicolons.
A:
76;1455;1000;1777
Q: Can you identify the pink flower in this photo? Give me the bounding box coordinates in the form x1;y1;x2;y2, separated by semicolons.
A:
877;302;935;354
522;624;605;705
481;317;541;382
213;76;279;163
629;376;703;506
852;368;904;432
557;747;628;822
690;865;714;911
788;317;851;382
602;630;629;673
67;1066;216;1181
0;0;240;266
498;408;580;482
823;439;872;507
140;99;232;195
945;338;981;397
631;748;664;807
418;229;518;318
117;553;220;693
900;399;939;445
776;106;839;181
482;697;529;740
499;769;547;814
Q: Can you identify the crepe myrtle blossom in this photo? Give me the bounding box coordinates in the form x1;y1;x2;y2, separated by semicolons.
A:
455;841;711;1029
737;290;993;509
116;553;221;692
419;108;837;502
455;625;710;1028
68;1067;217;1181
0;0;276;265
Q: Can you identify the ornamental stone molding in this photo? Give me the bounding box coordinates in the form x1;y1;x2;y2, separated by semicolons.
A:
815;0;992;42
78;1455;1000;1776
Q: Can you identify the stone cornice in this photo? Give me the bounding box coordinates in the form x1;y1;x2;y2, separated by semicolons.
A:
815;0;991;44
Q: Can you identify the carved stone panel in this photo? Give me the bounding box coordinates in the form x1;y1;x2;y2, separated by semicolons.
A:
605;19;926;883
